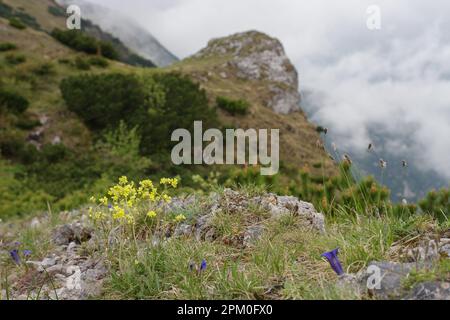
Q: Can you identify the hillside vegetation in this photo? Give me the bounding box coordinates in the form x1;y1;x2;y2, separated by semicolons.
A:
0;0;448;301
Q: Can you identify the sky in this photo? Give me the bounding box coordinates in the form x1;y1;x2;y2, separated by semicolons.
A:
87;0;450;180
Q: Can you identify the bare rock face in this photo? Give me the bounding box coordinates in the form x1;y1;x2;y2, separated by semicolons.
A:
193;31;301;114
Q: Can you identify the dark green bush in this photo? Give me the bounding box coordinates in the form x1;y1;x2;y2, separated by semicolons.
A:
419;188;449;222
141;73;218;154
15;117;41;130
48;5;65;17
51;29;98;54
74;56;91;70
58;58;71;65
8;17;26;30
89;56;109;68
0;42;17;52
0;131;26;158
5;53;26;65
51;29;119;60
32;62;55;76
99;41;119;60
60;73;148;130
216;96;249;115
60;72;218;155
0;88;29;114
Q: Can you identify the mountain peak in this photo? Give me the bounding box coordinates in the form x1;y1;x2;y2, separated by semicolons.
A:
192;30;300;114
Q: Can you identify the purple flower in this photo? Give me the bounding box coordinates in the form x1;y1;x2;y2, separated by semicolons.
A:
321;248;344;276
199;259;207;272
23;250;32;257
9;249;21;265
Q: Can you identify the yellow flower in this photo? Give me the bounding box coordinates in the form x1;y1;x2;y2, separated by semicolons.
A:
89;196;96;203
88;207;94;218
125;214;135;225
119;176;128;185
162;194;171;203
160;177;178;188
93;211;105;221
99;197;108;206
174;214;186;223
112;206;125;220
147;210;157;218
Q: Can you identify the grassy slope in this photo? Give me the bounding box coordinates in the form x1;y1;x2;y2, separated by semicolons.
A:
3;0;65;32
0;15;139;150
1;0;338;181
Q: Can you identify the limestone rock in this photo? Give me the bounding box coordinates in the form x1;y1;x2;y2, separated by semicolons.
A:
193;31;301;114
405;282;450;300
52;222;92;245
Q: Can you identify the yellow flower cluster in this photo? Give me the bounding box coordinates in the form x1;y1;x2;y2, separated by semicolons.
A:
88;208;107;222
108;177;138;207
160;177;179;188
147;210;157;218
174;214;186;223
88;176;179;226
138;179;158;201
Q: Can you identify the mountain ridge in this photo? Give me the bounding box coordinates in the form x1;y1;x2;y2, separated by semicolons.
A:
56;0;178;67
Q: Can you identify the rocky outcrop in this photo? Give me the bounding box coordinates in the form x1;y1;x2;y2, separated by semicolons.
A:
4;220;106;300
172;189;325;248
193;31;301;114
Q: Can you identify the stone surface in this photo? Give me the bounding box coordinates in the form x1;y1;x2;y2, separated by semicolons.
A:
357;261;435;300
243;225;265;247
405;281;450;300
52;222;92;245
170;189;325;247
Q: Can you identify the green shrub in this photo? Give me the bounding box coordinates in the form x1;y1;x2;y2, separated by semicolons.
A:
419;188;449;222
15;117;41;130
89;56;109;68
99;41;119;60
8;17;26;30
0;88;29;114
48;5;65;17
51;29;119;60
5;53;26;65
51;29;98;55
94;121;151;181
58;58;71;65
0;129;26;158
0;158;53;218
32;62;54;76
60;73;148;130
216;96;249;115
0;42;17;52
74;56;91;70
141;73;218;154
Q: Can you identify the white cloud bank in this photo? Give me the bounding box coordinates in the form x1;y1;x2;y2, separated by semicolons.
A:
87;0;450;179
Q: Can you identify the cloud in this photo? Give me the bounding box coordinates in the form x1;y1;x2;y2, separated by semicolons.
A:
86;0;450;179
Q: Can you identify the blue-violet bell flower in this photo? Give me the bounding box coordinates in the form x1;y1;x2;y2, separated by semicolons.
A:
199;259;207;272
10;249;21;265
321;248;344;276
